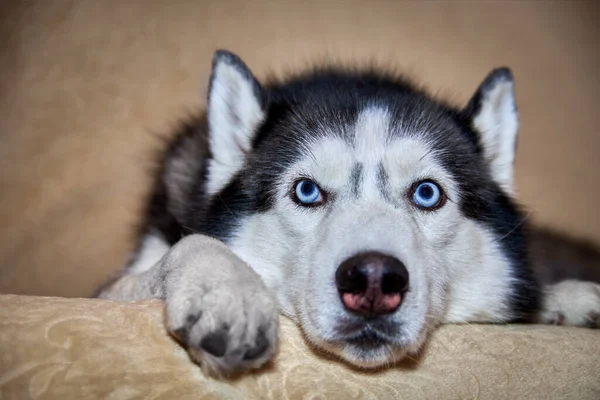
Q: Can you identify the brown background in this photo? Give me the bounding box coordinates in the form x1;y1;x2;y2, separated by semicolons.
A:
0;0;598;298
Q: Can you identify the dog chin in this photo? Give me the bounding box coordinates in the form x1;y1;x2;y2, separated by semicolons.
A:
337;341;406;368
314;330;410;368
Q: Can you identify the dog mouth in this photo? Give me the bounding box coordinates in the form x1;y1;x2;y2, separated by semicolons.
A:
335;318;402;350
344;329;390;349
334;324;407;368
299;314;414;368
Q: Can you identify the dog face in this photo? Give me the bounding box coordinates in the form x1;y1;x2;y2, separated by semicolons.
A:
193;51;538;367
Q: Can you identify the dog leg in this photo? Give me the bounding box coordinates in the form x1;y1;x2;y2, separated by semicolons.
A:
99;234;279;376
538;280;600;328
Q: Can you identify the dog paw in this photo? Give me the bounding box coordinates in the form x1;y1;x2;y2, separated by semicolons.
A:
539;280;600;328
163;235;279;376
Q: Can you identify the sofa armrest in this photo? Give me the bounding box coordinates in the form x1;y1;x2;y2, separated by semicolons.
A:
0;295;598;399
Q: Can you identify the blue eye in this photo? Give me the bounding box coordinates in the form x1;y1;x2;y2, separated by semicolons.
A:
294;179;323;205
412;181;443;209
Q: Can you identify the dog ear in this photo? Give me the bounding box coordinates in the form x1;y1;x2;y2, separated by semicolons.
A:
206;50;267;195
464;68;519;194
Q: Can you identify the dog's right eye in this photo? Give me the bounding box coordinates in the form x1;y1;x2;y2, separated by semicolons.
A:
293;179;324;206
410;180;445;210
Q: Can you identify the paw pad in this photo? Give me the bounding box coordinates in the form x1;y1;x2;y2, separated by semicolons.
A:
200;328;229;357
172;312;203;343
243;328;270;360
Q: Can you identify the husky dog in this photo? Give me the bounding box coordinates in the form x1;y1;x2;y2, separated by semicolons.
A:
98;50;600;376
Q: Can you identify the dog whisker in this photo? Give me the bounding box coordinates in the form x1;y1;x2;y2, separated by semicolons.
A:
497;212;531;242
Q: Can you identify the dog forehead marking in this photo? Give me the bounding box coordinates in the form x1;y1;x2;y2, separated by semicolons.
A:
349;163;363;198
351;106;392;198
353;106;391;166
298;106;450;203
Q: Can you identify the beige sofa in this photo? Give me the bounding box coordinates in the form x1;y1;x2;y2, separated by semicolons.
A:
1;1;599;398
2;295;599;399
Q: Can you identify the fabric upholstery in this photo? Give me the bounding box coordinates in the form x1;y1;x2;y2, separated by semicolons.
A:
1;295;599;400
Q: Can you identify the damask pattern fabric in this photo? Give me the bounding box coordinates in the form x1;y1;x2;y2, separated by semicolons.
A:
1;295;598;399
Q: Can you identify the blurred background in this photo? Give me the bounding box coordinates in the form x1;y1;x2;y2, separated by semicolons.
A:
0;0;598;298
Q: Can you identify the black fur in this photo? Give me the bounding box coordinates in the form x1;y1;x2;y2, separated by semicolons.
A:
349;164;363;198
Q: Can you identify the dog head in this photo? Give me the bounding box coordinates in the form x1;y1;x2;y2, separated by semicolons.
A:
187;50;538;367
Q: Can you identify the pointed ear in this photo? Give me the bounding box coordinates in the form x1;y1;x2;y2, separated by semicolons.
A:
464;68;518;194
206;50;266;195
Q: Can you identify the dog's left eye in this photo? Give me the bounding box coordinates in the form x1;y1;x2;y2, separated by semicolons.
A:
411;181;444;210
293;179;324;206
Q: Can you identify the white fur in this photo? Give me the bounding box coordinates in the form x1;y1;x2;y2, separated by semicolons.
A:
472;79;518;194
539;280;600;327
206;61;265;196
127;232;170;274
382;138;458;199
161;235;279;376
354;106;389;166
102;234;279;376
294;137;354;192
443;223;516;323
353;107;392;199
227;106;518;366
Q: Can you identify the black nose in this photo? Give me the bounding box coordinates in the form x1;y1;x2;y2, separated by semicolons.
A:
335;252;409;317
